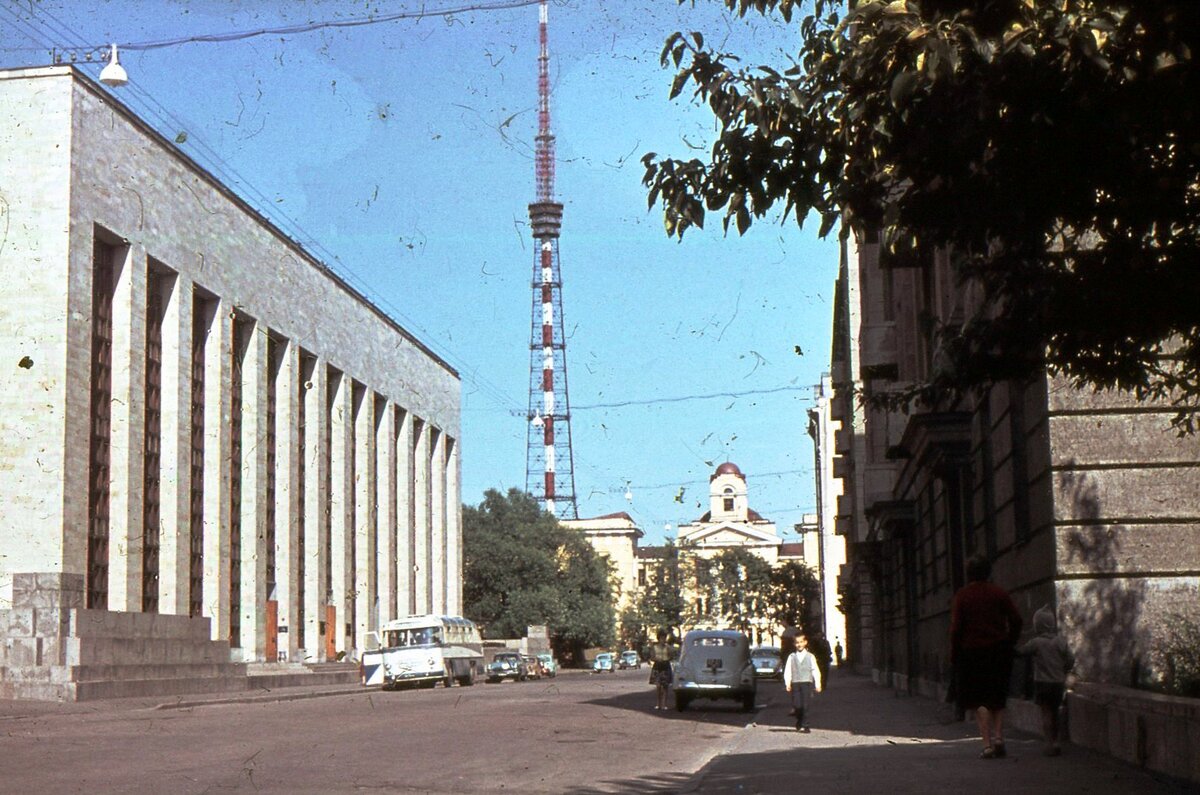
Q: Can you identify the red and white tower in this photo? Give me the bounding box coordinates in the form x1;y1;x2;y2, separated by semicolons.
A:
525;0;578;519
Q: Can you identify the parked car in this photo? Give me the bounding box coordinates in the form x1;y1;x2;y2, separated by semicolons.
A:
673;629;756;712
750;646;783;679
536;653;558;677
486;651;529;683
592;652;616;673
522;654;543;680
619;650;641;670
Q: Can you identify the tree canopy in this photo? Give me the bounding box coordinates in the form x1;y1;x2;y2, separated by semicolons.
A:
644;1;1200;430
462;488;615;661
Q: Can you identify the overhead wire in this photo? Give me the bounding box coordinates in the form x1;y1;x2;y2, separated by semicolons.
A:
18;0;528;419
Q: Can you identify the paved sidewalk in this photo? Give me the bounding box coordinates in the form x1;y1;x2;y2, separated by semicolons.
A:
685;671;1193;794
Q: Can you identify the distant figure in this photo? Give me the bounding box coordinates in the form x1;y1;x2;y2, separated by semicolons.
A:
834;638;844;668
951;555;1023;760
1019;605;1075;756
783;634;823;732
648;629;675;711
808;635;833;688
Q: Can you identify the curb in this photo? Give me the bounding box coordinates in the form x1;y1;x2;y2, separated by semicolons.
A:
154;685;374;711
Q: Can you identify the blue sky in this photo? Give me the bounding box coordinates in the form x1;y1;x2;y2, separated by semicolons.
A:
1;0;839;544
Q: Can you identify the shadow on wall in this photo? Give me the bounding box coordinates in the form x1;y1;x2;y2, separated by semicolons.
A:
1056;469;1147;686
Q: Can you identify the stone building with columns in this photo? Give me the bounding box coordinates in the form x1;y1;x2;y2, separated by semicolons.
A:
0;66;461;699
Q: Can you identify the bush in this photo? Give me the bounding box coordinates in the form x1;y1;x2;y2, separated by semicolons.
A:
1151;613;1200;698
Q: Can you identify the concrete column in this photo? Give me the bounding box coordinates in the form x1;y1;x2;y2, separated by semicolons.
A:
302;355;326;660
412;419;429;614
107;244;145;612
430;428;445;615
395;409;413;616
377;400;396;626
202;301;232;642
274;340;300;661
328;369;349;655
158;273;191;616
238;321;269;660
353;386;374;654
445;436;460;615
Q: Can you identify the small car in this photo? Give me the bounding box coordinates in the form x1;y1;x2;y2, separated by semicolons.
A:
522;654;543;680
619;650;641;670
536;653;558;677
750;646;783;679
592;652;616;673
486;651;529;683
673;629;757;712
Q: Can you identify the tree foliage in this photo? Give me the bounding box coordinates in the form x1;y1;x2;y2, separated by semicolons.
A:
462;488;615;659
768;560;825;637
635;540;689;636
645;0;1200;430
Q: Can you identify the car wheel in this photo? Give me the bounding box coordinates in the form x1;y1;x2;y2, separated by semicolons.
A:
742;692;756;712
675;692;690;712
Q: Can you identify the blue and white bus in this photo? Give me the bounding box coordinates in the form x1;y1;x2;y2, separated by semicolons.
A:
361;615;484;689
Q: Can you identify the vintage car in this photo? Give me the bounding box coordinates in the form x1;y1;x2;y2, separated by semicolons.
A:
522;654;543;680
536;653;559;677
673;629;756;712
485;651;529;683
750;646;783;679
619;650;642;670
592;652;616;673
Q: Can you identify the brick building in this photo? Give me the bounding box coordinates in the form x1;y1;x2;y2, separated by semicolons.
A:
828;230;1200;694
0;66;462;699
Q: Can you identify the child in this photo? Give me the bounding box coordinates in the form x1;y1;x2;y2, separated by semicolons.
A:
1018;605;1075;756
783;634;823;732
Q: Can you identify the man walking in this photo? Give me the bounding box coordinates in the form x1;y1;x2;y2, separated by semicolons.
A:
784;634;823;732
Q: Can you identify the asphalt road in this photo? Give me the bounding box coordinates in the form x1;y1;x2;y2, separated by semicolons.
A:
0;668;761;794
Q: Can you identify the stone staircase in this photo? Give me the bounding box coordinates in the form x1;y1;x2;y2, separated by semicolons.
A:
0;574;361;701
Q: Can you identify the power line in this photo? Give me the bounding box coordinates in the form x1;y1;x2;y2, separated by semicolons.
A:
25;0;547;56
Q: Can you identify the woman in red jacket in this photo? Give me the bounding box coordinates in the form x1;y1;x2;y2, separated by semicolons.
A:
951;556;1023;759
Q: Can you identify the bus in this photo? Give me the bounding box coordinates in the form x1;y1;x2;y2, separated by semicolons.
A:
361;615;484;689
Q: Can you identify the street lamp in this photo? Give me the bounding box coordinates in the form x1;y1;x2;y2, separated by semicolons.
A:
98;44;128;87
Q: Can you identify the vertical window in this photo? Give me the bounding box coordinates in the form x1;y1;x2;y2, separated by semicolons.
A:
296;352;314;647
189;295;212;618
324;369;338;605
266;335;281;606
229;316;251;648
88;238;118;610
142;264;169;613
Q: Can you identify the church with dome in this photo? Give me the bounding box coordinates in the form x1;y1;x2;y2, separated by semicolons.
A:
565;461;819;647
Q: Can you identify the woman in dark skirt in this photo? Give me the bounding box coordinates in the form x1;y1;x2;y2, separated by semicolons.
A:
951;556;1023;759
647;629;675;711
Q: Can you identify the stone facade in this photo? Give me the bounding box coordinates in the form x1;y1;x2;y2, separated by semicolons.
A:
827;231;1200;694
0;66;462;699
562;512;643;618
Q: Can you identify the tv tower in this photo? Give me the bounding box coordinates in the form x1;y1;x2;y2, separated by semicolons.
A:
525;0;579;519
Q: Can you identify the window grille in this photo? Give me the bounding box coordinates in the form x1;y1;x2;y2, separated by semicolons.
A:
142;267;165;612
87;239;115;610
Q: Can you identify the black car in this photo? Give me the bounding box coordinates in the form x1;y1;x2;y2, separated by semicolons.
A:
486;652;529;683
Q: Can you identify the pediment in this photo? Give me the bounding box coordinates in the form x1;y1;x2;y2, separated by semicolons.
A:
680;521;779;547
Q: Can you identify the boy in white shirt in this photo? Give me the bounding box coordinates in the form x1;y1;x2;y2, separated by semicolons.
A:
784;634;823;732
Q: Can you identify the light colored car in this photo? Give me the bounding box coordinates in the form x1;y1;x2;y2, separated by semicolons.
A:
536;653;558;677
619;650;641;669
592;652;616;673
750;646;782;679
673;629;756;712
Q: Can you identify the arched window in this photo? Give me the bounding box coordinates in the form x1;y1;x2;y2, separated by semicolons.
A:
722;487;735;513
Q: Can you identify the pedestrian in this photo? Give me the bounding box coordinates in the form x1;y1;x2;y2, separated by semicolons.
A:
647;628;675;711
1018;605;1075;756
808;634;833;689
834;638;844;668
783;633;822;732
950;555;1023;759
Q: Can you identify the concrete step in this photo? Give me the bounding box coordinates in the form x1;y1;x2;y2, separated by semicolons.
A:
75;674;252;701
246;669;360;689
